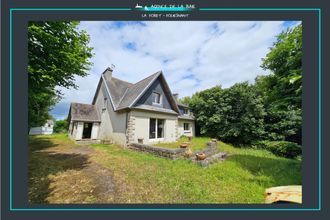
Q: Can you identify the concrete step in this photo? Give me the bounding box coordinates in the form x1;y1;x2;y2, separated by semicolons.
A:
75;139;101;145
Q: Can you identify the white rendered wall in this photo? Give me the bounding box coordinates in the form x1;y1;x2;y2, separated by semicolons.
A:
91;122;99;139
130;110;178;145
75;122;84;140
29;127;53;135
178;120;195;137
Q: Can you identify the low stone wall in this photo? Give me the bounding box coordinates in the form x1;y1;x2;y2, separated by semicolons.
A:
194;141;218;157
128;143;186;159
129;140;228;165
193;152;227;167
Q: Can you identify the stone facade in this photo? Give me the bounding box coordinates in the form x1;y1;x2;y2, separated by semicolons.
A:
126;116;136;145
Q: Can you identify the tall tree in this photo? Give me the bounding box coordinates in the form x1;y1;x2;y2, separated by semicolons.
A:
260;24;302;109
28;21;93;127
259;24;302;143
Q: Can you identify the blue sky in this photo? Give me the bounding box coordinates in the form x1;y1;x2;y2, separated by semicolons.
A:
50;21;300;120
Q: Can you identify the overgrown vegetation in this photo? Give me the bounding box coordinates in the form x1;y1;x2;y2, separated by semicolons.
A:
53;119;69;133
254;141;302;159
28;21;93;128
181;25;302;152
29;135;301;204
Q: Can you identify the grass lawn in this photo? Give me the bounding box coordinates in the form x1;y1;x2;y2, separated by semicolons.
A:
153;136;211;151
29;134;301;204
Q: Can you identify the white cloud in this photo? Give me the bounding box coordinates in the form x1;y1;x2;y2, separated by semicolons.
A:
51;21;299;119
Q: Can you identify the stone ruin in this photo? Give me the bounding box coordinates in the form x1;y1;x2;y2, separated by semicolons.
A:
128;139;227;167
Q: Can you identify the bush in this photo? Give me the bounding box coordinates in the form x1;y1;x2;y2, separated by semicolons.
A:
53;119;69;133
255;140;301;159
188;82;265;145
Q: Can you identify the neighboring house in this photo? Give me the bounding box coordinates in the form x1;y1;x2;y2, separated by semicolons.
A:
68;67;195;146
29;120;54;135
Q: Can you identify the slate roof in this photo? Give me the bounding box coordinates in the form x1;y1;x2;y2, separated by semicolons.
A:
116;72;161;110
70;68;194;121
176;100;189;108
69;103;101;122
102;69;133;107
99;70;179;113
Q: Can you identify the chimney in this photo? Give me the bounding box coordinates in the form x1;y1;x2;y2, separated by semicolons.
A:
172;93;179;101
102;64;115;80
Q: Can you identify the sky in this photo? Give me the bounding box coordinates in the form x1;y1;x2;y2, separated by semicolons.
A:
50;21;300;120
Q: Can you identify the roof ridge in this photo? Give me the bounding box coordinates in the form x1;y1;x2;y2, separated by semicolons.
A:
71;102;94;106
129;71;161;87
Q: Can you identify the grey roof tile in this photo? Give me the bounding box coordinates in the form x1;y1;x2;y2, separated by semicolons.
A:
176;100;189;107
104;76;133;107
69;103;101;122
116;71;161;109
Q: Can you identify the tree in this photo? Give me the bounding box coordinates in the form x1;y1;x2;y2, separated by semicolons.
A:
53;119;69;133
261;24;302;109
259;24;302;144
28;21;93;128
188;83;265;145
183;24;302;145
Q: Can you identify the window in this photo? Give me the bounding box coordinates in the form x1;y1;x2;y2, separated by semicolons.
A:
149;119;156;139
152;92;161;104
157;119;164;138
184;123;190;131
183;108;189;115
149;118;164;139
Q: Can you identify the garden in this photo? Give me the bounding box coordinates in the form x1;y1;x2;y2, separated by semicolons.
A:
28;134;301;204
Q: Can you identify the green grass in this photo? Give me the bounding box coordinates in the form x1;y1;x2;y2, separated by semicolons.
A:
29;135;302;204
153;136;212;151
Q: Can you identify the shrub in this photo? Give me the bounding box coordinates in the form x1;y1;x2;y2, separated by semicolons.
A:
188;82;265;145
256;140;301;159
53;119;69;133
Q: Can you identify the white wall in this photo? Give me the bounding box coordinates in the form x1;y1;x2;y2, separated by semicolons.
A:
165;119;177;142
91;122;99;139
29;126;53;135
69;121;77;139
75;122;84;140
178;119;195;137
130;110;178;145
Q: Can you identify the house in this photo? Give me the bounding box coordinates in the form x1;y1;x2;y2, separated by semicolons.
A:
29;120;54;135
67;67;195;146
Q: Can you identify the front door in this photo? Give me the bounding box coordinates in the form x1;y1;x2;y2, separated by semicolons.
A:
82;122;93;139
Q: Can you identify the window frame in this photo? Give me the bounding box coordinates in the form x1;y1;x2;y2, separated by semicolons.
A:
149;118;165;140
183;123;190;131
152;92;162;105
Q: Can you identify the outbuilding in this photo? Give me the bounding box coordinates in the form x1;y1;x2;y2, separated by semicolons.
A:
68;103;101;140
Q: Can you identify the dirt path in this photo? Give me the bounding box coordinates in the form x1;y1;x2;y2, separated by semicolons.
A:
30;142;120;204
